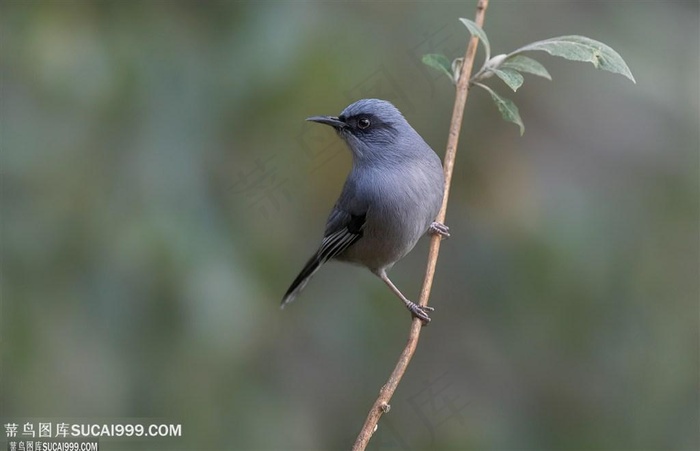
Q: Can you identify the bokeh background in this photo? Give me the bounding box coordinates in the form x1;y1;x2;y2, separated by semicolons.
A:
1;1;698;450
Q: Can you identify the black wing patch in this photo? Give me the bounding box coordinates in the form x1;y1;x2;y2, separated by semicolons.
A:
318;213;365;261
281;213;365;307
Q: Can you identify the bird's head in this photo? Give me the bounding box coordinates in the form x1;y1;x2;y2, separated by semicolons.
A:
306;99;415;161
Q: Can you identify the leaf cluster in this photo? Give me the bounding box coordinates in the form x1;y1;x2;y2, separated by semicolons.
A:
423;19;636;134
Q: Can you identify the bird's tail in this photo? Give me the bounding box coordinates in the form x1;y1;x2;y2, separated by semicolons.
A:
281;253;324;308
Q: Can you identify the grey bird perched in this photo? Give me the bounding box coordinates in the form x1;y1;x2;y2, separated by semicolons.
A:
281;99;449;324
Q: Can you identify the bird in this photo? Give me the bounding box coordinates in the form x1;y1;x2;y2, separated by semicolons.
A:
281;99;449;324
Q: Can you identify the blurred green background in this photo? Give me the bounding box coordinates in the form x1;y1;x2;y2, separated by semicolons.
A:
1;1;698;450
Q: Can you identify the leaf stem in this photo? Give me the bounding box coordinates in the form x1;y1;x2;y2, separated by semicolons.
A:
350;1;490;449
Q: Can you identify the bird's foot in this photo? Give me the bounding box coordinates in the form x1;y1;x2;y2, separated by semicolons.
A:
406;301;435;325
429;221;450;239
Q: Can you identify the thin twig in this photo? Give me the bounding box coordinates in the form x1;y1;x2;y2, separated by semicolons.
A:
351;1;490;449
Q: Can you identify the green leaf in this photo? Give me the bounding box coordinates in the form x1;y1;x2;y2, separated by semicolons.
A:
492;68;524;91
476;83;525;135
500;55;552;80
459;18;490;62
422;53;454;82
512;35;635;83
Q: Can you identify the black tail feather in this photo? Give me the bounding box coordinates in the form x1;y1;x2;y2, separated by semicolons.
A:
281;253;324;308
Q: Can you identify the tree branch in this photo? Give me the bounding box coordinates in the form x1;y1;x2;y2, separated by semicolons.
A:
351;1;490;449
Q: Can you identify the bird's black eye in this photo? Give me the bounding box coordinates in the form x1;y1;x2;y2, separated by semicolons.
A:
357;118;371;129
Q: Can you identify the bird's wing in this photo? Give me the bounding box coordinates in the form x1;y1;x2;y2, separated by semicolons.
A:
281;172;369;308
281;208;366;308
320;209;366;261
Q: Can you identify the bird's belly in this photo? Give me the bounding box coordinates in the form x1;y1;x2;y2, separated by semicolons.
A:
335;159;444;272
337;205;430;272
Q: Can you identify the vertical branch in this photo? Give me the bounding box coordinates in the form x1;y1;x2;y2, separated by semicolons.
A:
351;1;490;450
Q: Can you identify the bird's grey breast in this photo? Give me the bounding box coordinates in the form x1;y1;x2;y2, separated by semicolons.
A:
338;152;444;271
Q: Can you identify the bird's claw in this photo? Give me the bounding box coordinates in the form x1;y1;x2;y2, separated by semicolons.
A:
406;301;434;325
429;222;450;239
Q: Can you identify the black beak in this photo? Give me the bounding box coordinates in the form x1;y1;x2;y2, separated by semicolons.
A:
306;115;346;129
